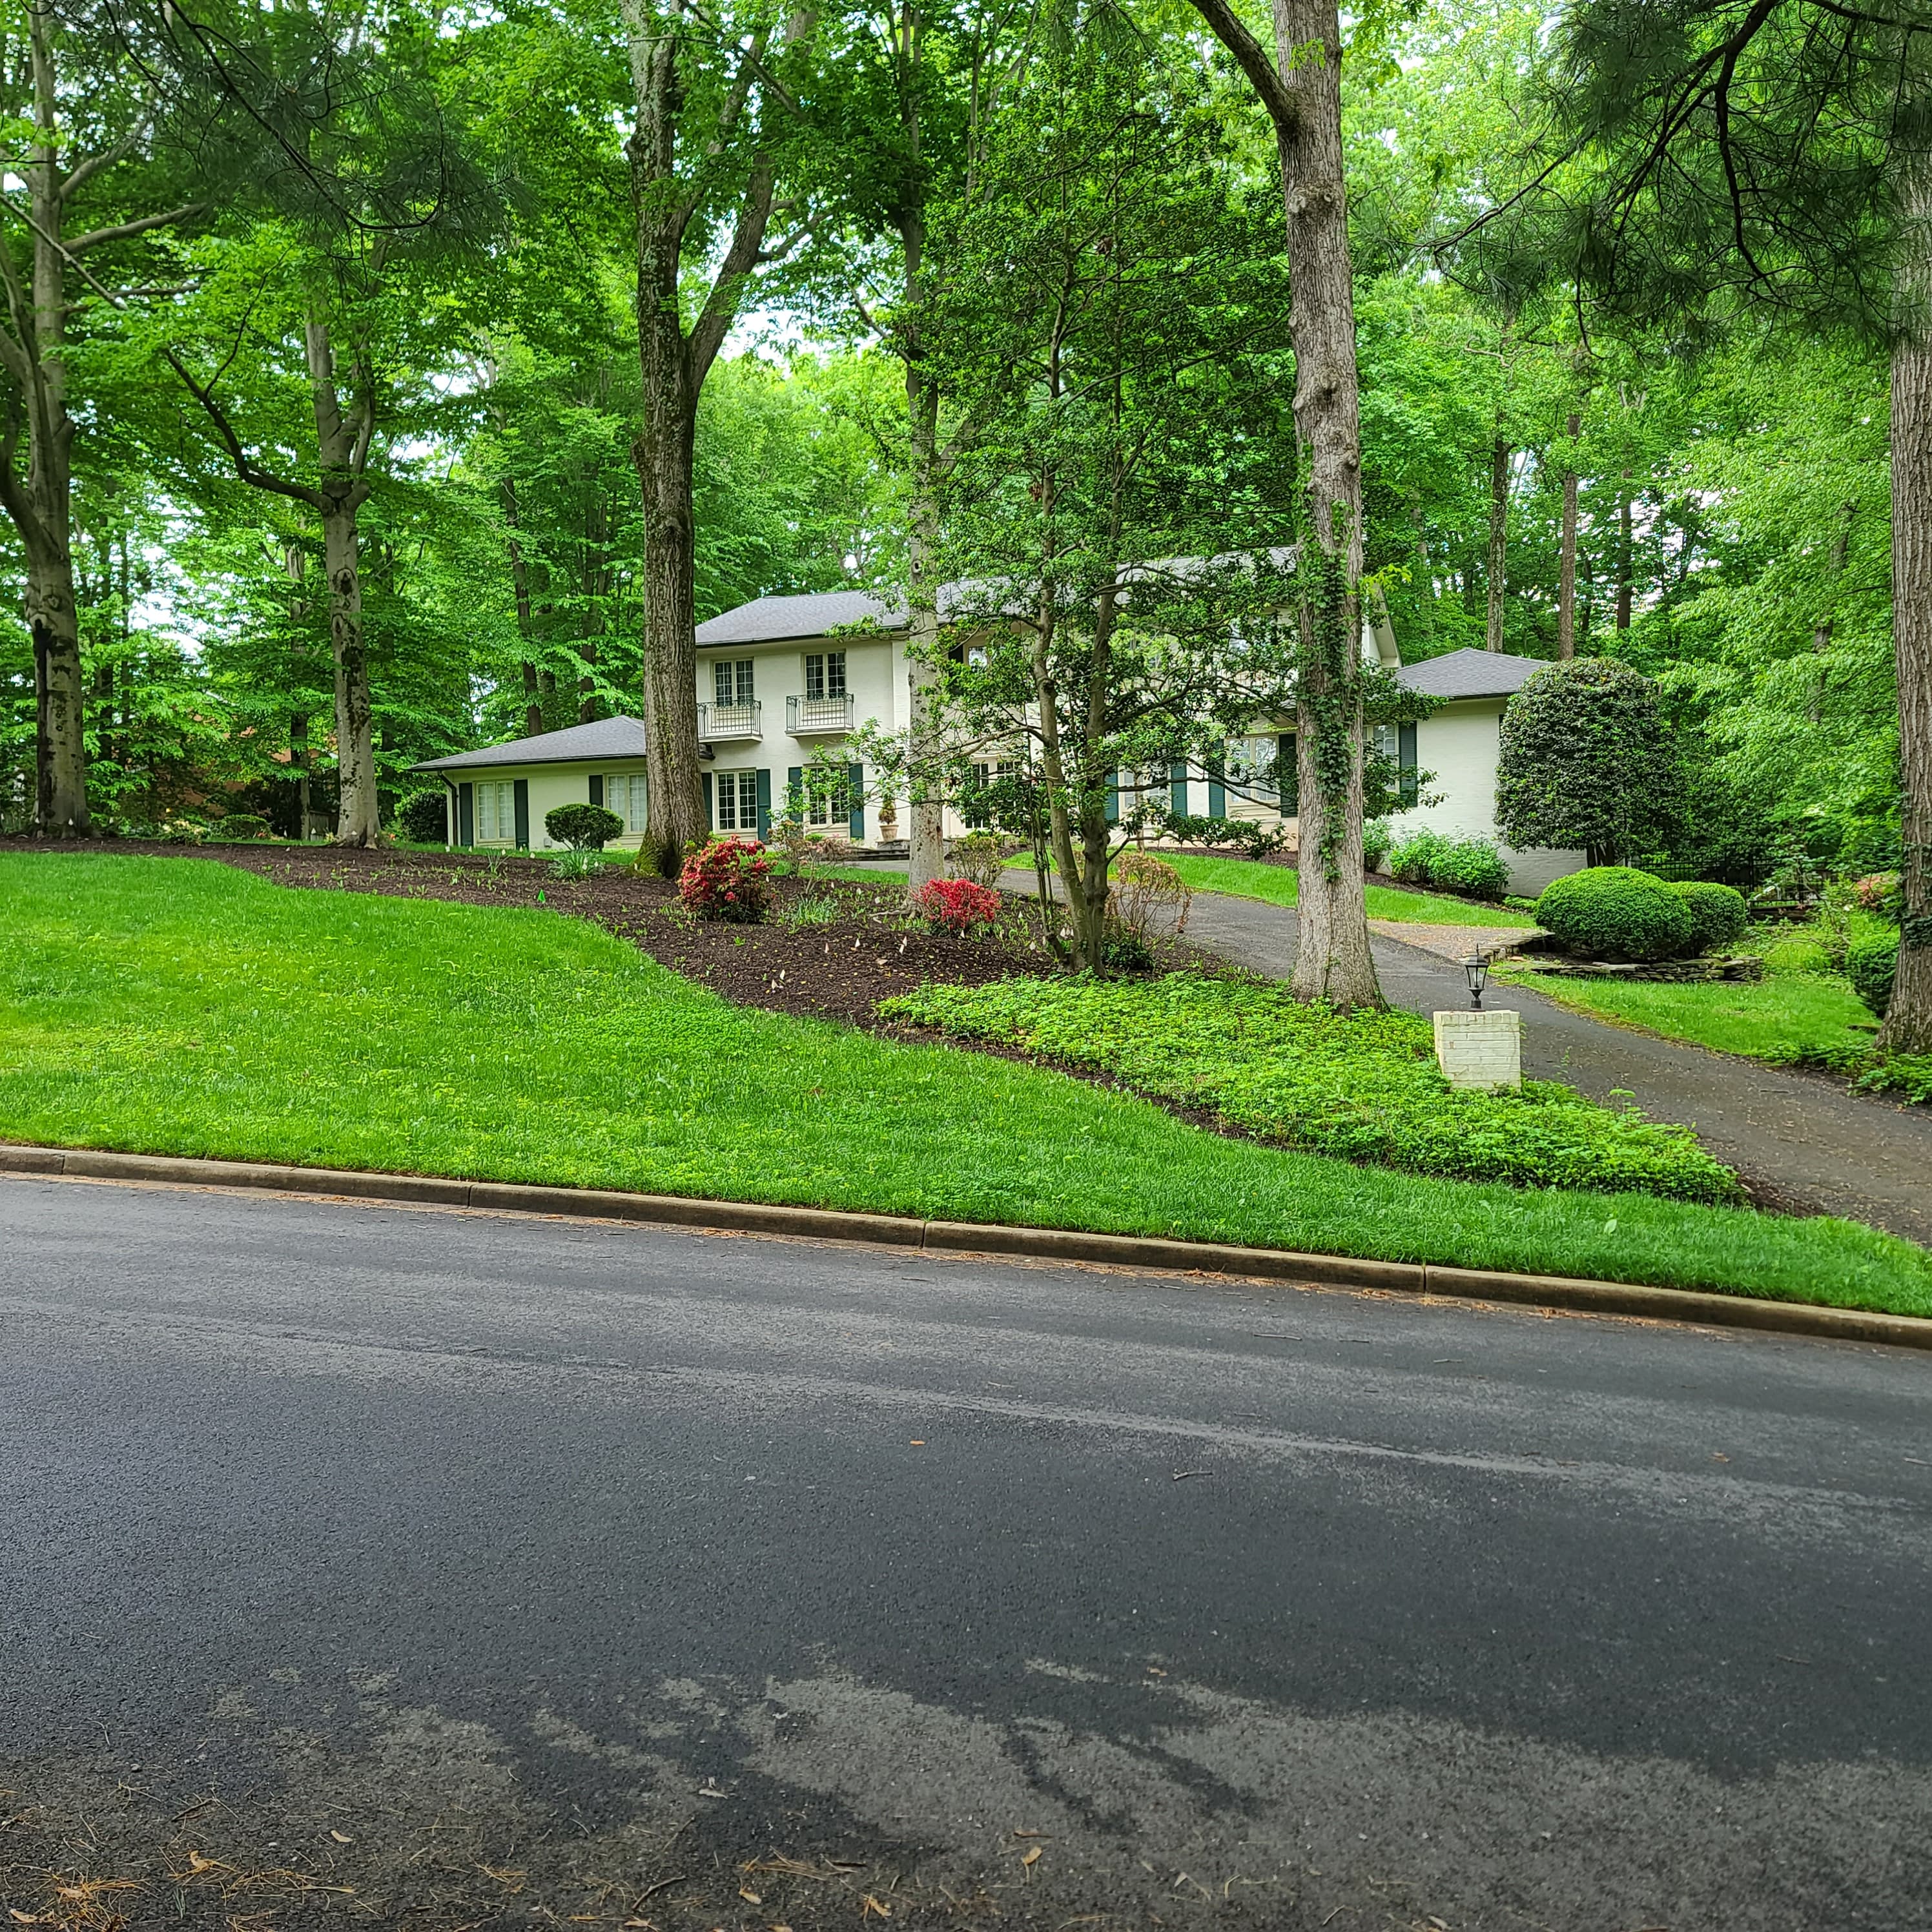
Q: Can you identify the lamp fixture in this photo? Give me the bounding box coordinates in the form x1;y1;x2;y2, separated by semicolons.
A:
1463;953;1490;1010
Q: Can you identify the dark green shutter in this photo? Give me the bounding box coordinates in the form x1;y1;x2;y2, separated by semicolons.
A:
702;771;714;828
513;778;529;848
457;782;473;847
787;766;802;826
756;768;772;840
1399;723;1419;807
1169;759;1187;817
1105;769;1119;825
1207;757;1224;817
847;763;865;839
589;774;603;806
1278;735;1298;817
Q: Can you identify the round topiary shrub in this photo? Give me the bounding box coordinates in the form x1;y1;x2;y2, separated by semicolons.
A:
1534;866;1694;961
1846;932;1898;1018
1669;880;1749;953
398;790;449;843
215;812;271;841
546;802;625;851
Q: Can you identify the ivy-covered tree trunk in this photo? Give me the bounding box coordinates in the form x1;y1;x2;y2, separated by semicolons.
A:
1271;0;1379;1008
1882;169;1932;1053
903;318;946;896
1557;411;1581;659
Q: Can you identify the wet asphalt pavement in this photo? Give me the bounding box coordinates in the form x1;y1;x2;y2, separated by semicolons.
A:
4;1176;1931;1930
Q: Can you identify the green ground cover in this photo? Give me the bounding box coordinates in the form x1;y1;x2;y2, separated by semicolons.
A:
972;849;1528;925
1497;913;1893;1064
1;854;1926;1313
882;973;1740;1202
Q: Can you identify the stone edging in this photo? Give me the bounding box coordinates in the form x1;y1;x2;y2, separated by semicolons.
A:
3;1141;1927;1353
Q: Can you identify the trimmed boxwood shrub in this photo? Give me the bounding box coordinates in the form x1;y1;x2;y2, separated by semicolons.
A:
214;812;271;841
1669;880;1749;952
398;790;449;843
1847;932;1899;1018
1534;866;1694;961
546;802;624;850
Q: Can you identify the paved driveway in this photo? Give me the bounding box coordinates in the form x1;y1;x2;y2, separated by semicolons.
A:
5;1178;1931;1929
1178;890;1932;1244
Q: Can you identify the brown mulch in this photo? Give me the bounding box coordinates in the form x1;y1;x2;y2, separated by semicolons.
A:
10;839;1069;1026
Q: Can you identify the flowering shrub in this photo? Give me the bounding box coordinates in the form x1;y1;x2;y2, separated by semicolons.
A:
914;876;1003;935
679;836;771;923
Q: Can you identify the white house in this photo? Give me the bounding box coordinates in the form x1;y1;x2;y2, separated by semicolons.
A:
411;593;1583;896
1385;648;1587;895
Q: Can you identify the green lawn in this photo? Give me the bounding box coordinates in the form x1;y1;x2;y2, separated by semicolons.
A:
1499;967;1880;1063
870;848;1528;926
1;854;1926;1314
1058;850;1530;927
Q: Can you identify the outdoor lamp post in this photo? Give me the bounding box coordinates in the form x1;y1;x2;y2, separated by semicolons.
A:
1463;953;1489;1010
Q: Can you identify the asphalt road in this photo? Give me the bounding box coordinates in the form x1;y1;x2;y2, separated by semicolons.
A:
5;1178;1931;1932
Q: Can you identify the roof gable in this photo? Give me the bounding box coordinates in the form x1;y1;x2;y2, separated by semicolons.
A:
1393;648;1552;701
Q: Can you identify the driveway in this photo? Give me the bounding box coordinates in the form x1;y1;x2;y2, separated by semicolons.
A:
1179;889;1932;1244
4;1177;1931;1930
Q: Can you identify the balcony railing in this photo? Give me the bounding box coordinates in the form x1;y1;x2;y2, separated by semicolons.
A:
786;694;856;735
699;700;761;739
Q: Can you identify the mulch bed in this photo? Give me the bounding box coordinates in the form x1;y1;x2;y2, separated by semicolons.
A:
8;839;1075;1027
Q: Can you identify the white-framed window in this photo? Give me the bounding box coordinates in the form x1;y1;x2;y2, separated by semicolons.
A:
713;659;755;704
604;774;648;833
803;768;853;827
714;769;759;832
803;651;847;701
965;758;1019;828
477;779;517;843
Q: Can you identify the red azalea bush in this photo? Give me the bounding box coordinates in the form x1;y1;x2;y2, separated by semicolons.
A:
679;835;772;923
915;876;1003;936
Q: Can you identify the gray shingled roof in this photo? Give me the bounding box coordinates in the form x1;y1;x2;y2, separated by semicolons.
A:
695;589;904;645
1394;648;1552;700
410;715;647;773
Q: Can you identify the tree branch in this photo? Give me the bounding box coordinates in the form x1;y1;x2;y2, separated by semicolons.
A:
1184;0;1298;133
67;203;206;253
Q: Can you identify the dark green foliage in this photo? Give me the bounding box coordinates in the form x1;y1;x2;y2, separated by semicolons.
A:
545;803;624;850
1160;814;1291;859
1100;932;1155;974
1362;821;1393;872
1535;866;1694;961
1847;934;1899;1018
213;812;270;841
398;792;450;844
1669;881;1749;953
1497;660;1683;865
881;973;1741;1204
1386;828;1510;901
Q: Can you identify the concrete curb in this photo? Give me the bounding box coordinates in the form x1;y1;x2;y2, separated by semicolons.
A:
3;1140;1927;1353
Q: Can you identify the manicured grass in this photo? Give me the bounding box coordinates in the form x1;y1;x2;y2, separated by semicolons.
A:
1;854;1926;1314
1499;967;1880;1063
882;974;1740;1203
1113;852;1531;927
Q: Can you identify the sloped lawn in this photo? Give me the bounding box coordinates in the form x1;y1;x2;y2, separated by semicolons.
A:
1;854;1927;1315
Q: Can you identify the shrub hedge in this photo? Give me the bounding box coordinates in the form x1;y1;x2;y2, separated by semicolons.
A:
1669;879;1749;952
1847;932;1899;1018
882;973;1741;1204
1534;866;1693;961
398;791;449;843
1386;828;1510;901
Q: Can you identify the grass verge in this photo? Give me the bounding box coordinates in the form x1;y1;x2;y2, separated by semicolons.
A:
1147;852;1531;927
881;974;1740;1204
1;854;1926;1314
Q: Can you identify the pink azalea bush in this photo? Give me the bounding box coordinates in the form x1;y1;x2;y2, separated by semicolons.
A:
679;836;771;923
914;876;1003;936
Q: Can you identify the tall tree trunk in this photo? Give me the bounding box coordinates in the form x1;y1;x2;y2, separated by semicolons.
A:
291;713;311;839
1271;0;1377;1007
502;477;544;736
622;0;792;873
1557;411;1581;659
1485;427;1509;652
579;639;599;723
1616;469;1634;631
903;316;946;892
1883;297;1932;1052
16;10;85;834
303;316;379;846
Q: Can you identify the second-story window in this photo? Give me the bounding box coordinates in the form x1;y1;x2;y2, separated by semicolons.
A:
714;659;754;704
803;651;847;701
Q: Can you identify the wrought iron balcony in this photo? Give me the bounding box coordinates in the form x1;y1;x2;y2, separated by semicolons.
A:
786;694;856;735
699;701;761;740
